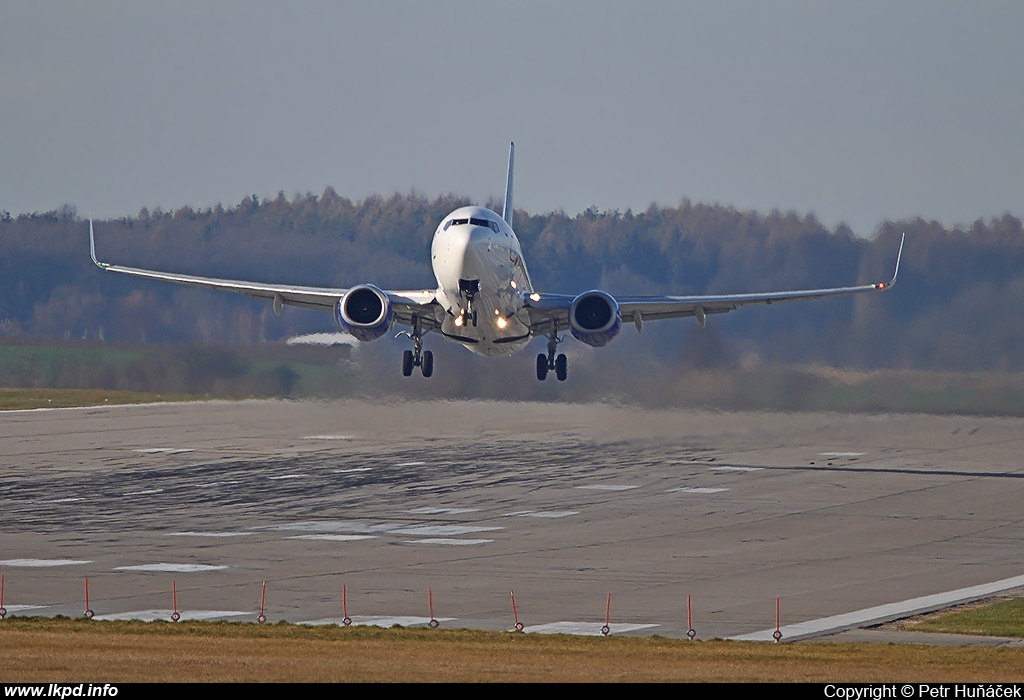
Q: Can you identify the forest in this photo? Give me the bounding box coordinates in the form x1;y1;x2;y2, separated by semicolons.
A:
1;191;1023;386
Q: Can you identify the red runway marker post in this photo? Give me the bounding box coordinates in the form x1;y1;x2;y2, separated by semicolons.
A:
686;594;696;640
510;590;524;632
773;597;782;642
257;580;267;624
171;580;180;622
342;583;351;626
428;587;439;628
601;592;611;636
0;573;6;619
84;577;94;619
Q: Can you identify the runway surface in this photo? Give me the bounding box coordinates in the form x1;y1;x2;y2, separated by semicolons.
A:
3;398;1024;640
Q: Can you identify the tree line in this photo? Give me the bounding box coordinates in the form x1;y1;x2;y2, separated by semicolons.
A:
1;192;1022;373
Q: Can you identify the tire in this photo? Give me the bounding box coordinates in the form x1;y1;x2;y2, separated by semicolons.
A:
402;350;414;376
421;350;433;378
555;353;568;381
536;354;548;381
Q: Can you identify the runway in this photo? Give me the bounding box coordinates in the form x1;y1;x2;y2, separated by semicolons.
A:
3;398;1024;640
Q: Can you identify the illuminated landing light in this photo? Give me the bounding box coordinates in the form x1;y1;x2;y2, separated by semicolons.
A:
530;293;541;302
496;317;508;329
494;308;500;315
454;315;464;327
510;280;517;289
877;282;886;289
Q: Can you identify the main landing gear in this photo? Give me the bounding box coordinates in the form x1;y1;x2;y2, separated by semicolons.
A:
537;326;567;381
399;316;433;378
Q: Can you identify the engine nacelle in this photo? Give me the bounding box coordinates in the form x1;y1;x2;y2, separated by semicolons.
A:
335;284;393;341
569;290;621;347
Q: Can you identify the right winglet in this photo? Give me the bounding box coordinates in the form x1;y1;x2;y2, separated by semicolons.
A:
89;220;108;269
877;232;904;290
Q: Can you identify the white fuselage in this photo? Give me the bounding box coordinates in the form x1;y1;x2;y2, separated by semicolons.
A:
430;206;534;357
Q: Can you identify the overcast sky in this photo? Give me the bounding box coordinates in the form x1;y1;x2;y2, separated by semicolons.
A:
2;1;1021;236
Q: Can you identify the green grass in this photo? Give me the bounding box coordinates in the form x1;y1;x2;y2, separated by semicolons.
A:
910;598;1024;638
0;387;203;410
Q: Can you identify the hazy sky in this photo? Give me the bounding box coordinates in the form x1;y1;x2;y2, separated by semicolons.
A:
3;1;1022;236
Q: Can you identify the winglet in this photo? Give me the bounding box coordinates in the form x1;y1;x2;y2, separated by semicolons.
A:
877;232;904;290
501;142;515;227
89;220;107;269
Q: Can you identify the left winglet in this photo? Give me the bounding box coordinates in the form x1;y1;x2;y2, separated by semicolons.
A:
89;220;108;269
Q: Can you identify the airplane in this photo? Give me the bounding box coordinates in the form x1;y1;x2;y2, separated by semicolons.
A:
89;143;904;381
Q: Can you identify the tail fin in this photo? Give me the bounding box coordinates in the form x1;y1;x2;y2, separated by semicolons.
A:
501;142;515;227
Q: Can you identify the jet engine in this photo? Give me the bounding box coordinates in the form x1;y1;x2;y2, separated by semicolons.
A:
335;285;393;341
569;290;621;347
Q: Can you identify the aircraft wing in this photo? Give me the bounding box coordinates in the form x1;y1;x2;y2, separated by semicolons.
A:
524;234;904;332
89;221;440;325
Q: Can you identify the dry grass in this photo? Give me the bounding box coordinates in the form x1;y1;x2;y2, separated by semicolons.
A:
2;618;1024;682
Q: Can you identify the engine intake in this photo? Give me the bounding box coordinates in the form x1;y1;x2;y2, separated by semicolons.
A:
336;285;393;341
569;290;621;347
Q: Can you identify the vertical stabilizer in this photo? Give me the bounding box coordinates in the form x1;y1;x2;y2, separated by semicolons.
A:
502;142;515;227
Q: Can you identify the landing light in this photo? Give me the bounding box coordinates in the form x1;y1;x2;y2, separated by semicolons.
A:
530;293;541;302
496;317;508;329
494;309;500;316
510;280;517;289
454;315;464;327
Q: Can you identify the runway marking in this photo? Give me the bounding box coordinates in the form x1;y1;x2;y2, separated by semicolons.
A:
709;466;762;472
820;452;864;457
1;605;49;613
524;621;660;636
0;559;92;568
40;497;84;504
304;435;353;440
389;525;502;536
303;616;456;628
197;480;240;488
287;534;377;542
336;468;372;474
123;488;164;496
731;573;1024;642
267;521;402;534
133;448;193;454
268;474;306;480
114;563;228;573
396;461;426;467
505;510;579;518
94;610;251;622
407;507;479;515
405;538;493;545
667;487;729;494
166;531;254;538
576;485;640;491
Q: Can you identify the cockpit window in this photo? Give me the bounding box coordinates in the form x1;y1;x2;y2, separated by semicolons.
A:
444;217;499;232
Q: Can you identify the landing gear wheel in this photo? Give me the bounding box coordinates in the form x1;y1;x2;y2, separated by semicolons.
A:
555;353;567;382
421;350;433;378
429;618;440;628
84;609;94;619
536;354;548;381
601;624;610;636
258;614;267;624
343;616;352;626
402;350;414;377
171;611;180;622
514;622;524;632
471;310;478;327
